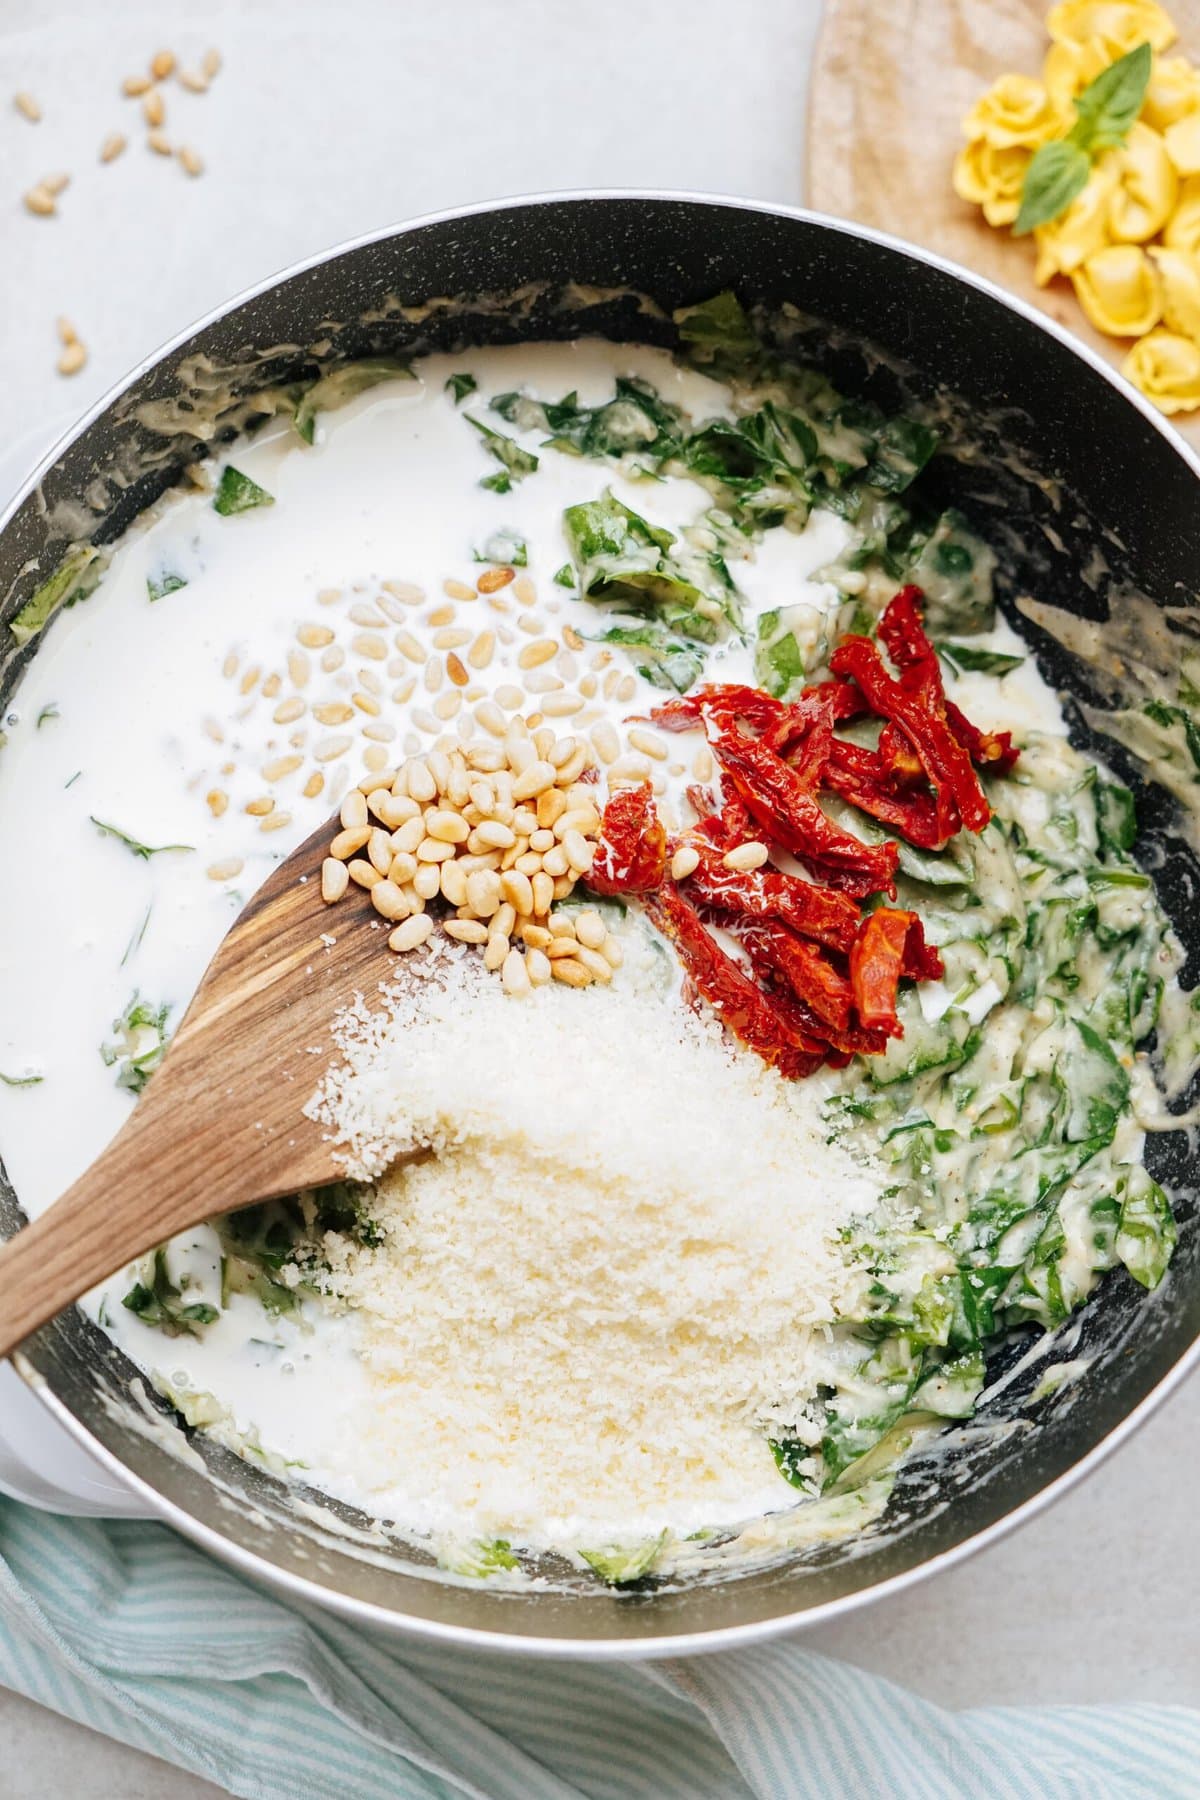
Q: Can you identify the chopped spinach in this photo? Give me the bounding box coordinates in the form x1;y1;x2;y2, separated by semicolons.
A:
294;359;413;444
473;528;527;567
938;642;1025;677
580;1531;668;1586
466;415;538;488
147;571;188;602
587;622;706;694
101;993;172;1094
10;544;105;648
122;1248;218;1337
445;372;477;405
0;1070;43;1088
213;466;275;516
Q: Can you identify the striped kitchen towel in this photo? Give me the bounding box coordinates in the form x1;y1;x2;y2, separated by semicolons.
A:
0;1496;1196;1800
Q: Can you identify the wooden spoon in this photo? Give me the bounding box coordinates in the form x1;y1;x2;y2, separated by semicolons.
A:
0;816;391;1359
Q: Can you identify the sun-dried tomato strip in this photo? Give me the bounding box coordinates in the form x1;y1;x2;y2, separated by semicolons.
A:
589;786;667;895
829;634;989;838
647;886;827;1078
880;584;1020;775
738;921;888;1057
899;912;943;982
683;847;861;955
710;728;899;899
648;685;785;737
823;739;947;849
850;908;928;1037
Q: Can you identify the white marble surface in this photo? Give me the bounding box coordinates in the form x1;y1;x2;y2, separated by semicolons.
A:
0;0;1197;1791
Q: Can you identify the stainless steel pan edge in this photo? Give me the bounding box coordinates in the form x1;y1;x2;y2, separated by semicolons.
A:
3;191;1199;1658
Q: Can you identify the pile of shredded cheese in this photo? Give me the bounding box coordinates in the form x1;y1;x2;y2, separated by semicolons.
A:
306;940;884;1546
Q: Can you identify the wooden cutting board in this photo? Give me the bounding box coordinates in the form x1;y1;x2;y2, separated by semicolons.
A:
807;0;1200;450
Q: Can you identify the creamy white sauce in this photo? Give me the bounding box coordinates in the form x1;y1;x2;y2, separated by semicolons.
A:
0;339;862;1541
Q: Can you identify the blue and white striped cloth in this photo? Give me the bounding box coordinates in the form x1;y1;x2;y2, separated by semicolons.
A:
1;1497;1196;1799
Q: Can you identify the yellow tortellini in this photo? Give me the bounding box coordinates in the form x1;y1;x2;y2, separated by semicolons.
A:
953;140;1032;226
1047;1;1176;56
1164;174;1200;249
1142;54;1200;129
1034;158;1120;281
1165;109;1200;173
962;74;1067;148
1109;121;1179;239
1148;244;1200;333
1043;38;1111;104
957;0;1200;410
1122;328;1200;407
1072;244;1164;332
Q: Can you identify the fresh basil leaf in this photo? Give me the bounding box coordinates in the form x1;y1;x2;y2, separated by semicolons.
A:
213;466;275;515
293;358;413;444
147;571;187;601
445;371;477;405
466;415;538;486
552;563;575;588
480;470;512;494
938;642;1025;676
1072;41;1153;151
1014;138;1092;235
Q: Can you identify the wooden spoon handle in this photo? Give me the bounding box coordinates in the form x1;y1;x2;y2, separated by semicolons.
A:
0;1086;256;1359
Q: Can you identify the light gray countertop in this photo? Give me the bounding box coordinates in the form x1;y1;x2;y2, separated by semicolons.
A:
1;0;1196;1790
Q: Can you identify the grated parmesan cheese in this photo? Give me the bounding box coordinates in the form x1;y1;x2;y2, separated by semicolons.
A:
305;934;885;1547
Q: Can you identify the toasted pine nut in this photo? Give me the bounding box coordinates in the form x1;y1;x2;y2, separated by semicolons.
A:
389;851;418;885
573;910;606;950
368;828;393;875
532;870;554;916
416;836;455;863
321;857;349;902
100;131;127;163
517;638;557;670
14;91;41;121
123;73;152;95
390;914;433;952
444;918;489;944
484;929;510;971
413;862;441;899
501;869;534;915
477;564;515;593
425;808;470;844
330;826;370;859
563;831;594;874
466;869;502;916
551;957;593;988
554;746;590;786
151;49;176;79
178;144;203;177
347;859;382;889
541;846;569;877
202;47;223;78
502;947;531;996
57;341;87;376
723;841;769;872
511;760;556;802
436;860;465;907
143;88;165;127
207;856;244;882
406;759;437;802
24;184;56;216
671;844;701;881
370;880;409;921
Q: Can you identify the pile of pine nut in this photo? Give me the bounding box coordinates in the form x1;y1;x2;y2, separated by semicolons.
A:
320;719;624;995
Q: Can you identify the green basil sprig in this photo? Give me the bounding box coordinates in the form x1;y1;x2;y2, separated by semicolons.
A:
1014;41;1152;236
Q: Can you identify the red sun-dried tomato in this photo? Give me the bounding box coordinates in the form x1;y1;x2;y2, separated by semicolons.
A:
589;785;668;895
709;727;899;899
849;907;937;1037
681;846;861;956
647;886;827;1079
